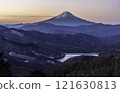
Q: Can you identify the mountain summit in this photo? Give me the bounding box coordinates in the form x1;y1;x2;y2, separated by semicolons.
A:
19;11;96;32
40;11;95;26
54;11;76;19
5;11;96;28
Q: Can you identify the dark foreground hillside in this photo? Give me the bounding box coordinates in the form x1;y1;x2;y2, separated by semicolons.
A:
47;55;120;77
0;51;120;77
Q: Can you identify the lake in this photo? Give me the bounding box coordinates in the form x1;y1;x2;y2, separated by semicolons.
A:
58;53;99;62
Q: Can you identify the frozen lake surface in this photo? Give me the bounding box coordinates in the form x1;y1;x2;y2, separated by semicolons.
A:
58;53;99;62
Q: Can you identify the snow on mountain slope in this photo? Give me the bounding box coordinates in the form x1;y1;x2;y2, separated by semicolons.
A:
55;11;76;19
11;30;24;37
40;11;95;26
19;11;96;28
18;11;96;33
9;52;35;61
4;11;96;29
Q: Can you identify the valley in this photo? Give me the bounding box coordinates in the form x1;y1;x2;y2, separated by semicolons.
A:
0;11;120;76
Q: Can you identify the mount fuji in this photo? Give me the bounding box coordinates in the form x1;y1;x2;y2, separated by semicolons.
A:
15;11;97;33
6;11;120;38
4;11;96;29
35;11;95;26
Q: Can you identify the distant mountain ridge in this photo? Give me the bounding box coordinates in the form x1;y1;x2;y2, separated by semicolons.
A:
20;23;120;38
0;25;101;61
3;12;120;38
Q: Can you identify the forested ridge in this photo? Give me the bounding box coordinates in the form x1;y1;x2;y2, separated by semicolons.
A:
0;52;119;77
47;56;120;77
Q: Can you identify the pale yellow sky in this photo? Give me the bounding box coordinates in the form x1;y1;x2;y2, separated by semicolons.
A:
0;0;120;24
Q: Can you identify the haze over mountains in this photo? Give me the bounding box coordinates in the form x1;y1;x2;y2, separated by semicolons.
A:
1;11;120;76
4;11;120;38
2;11;120;55
0;23;101;72
2;12;120;55
5;11;95;27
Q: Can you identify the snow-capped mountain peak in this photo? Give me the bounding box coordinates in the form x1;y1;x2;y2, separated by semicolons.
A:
8;11;96;28
55;11;75;19
40;11;95;26
5;11;96;27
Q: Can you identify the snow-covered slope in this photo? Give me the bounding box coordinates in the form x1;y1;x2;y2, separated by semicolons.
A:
10;30;24;37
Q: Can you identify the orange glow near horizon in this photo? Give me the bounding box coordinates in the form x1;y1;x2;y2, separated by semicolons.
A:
0;15;52;24
0;0;120;24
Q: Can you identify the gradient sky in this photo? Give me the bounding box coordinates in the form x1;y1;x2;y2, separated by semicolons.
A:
0;0;120;24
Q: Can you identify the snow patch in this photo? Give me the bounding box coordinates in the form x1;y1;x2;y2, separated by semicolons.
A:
9;52;16;56
55;11;73;19
9;52;35;61
32;51;42;56
24;60;29;63
47;60;55;64
11;30;24;37
32;51;55;59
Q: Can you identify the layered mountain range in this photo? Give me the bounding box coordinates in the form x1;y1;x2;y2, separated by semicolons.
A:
3;11;120;56
1;11;120;76
0;24;101;73
5;11;120;38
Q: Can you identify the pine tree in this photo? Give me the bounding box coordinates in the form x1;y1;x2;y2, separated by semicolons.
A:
0;52;13;77
29;70;46;77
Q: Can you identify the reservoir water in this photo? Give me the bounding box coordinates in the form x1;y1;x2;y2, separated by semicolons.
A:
58;53;99;62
